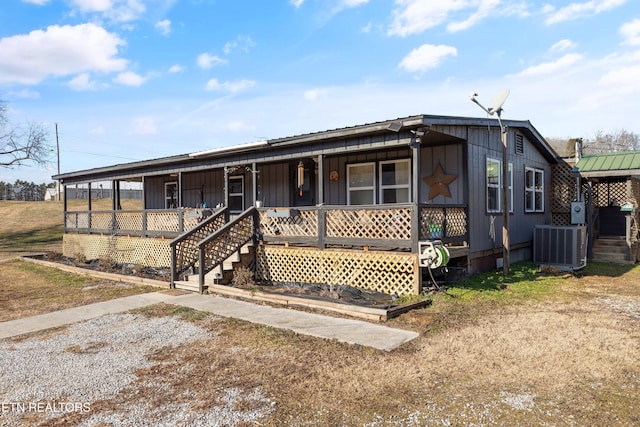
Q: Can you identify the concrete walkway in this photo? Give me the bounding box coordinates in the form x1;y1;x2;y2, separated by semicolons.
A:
0;291;419;351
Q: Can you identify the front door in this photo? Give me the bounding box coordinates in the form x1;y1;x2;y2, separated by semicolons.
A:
291;159;316;206
228;176;244;213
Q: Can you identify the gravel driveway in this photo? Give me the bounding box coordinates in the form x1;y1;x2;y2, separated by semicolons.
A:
0;313;274;426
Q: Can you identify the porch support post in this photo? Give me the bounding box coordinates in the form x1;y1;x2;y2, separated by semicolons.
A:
252;162;258;205
317;154;324;205
411;136;421;254
63;183;68;230
111;180;117;210
178;172;183;208
224;167;230;222
318;154;326;249
142;176;146;209
87;182;92;212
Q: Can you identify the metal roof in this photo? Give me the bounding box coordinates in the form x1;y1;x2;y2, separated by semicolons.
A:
53;114;558;184
575;151;640;178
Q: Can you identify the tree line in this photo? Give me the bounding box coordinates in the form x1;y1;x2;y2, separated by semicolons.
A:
0;181;55;201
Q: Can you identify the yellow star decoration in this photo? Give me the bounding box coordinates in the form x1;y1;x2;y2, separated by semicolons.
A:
423;163;457;200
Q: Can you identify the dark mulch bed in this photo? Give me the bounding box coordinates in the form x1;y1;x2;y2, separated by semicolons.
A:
29;252;424;309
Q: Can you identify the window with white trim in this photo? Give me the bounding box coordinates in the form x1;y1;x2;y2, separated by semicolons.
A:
379;159;411;204
525;167;544;212
347;162;375;205
486;158;513;213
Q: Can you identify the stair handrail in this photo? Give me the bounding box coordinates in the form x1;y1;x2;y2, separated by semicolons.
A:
170;207;228;287
196;206;257;293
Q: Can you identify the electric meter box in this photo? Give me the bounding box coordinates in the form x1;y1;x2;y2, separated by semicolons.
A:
571;201;585;225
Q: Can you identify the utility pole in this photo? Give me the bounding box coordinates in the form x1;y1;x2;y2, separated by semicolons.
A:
55;123;61;201
470;90;511;275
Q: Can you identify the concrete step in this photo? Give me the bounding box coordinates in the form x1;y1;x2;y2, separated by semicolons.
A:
593;244;627;254
591;250;630;263
594;238;627;247
174;280;200;292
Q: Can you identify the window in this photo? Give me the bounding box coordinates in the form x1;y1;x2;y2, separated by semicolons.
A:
486;158;513;213
525;167;544;212
379;159;411;204
347;162;375;205
165;181;178;209
228;176;244;213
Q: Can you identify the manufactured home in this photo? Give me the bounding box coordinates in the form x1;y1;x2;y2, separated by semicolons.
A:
54;114;560;295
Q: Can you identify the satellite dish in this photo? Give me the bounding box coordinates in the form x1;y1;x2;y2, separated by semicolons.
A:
487;89;510;116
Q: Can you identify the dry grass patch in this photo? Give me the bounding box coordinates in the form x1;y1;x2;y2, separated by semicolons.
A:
44;279;640;426
0;259;157;321
0;200;142;259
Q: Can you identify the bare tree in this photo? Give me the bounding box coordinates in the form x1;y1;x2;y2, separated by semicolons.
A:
0;100;51;167
547;130;640;158
583;129;640;155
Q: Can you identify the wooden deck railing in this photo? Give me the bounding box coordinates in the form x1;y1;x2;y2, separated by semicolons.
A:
258;204;467;249
169;208;228;283
65;204;468;252
64;208;211;237
196;207;257;292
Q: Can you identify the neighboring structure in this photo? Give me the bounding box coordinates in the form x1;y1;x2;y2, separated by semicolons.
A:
54;114;560;295
568;151;640;263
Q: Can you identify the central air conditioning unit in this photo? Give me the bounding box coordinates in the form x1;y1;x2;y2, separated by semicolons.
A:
533;225;587;270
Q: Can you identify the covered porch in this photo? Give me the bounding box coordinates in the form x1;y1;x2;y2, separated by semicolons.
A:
55;115;475;295
570;152;640;263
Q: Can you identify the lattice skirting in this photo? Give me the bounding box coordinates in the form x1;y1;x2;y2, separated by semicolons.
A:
256;245;420;296
63;234;171;267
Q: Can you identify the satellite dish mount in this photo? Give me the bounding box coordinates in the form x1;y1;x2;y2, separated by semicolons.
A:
470;89;510;133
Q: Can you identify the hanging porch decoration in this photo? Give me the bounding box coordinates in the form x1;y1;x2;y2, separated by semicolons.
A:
297;161;305;196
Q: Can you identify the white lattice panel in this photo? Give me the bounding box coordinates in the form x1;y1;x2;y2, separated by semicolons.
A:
63;234;171;267
325;208;412;240
256;245;419;296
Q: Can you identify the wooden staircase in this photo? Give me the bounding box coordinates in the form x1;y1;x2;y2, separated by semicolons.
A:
170;206;257;293
173;242;253;292
591;237;631;264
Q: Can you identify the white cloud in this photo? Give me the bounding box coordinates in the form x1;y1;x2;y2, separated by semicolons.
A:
155;19;171;36
550;39;578;52
333;0;369;13
70;0;156;23
70;0;114;13
132;115;157;135
168;64;185;73
388;2;464;37
620;18;640;46
290;0;304;8
113;71;146;86
544;0;628;25
68;73;100;91
0;23;127;85
205;78;256;93
447;0;500;32
516;53;583;77
22;0;50;5
398;44;457;73
197;53;227;69
223;35;256;55
304;88;330;101
388;0;523;37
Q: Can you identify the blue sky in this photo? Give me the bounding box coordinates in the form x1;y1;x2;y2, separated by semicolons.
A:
1;0;639;184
